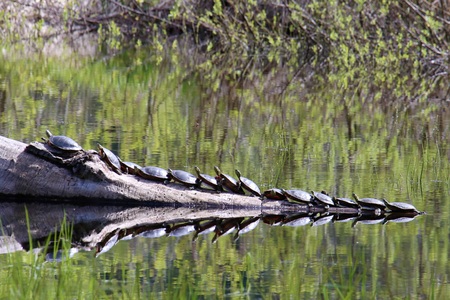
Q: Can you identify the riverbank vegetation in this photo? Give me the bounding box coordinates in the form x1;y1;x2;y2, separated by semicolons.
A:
1;1;448;81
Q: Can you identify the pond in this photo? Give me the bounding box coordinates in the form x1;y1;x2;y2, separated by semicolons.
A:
0;43;449;298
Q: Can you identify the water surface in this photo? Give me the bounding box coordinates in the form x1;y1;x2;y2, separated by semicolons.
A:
0;45;449;298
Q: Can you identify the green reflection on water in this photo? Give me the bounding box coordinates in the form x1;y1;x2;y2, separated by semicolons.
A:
0;46;449;298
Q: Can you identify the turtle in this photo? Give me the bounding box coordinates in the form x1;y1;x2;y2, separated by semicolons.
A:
212;218;242;243
352;193;386;211
311;191;335;208
96;230;120;257
233;217;260;240
261;214;285;226
352;214;385;227
119;159;141;175
311;214;335;227
98;144;122;174
282;213;312;227
138;227;167;239
382;199;422;214
44;130;82;152
194;166;222;191
281;189;313;206
194;220;219;236
168;169;199;189
382;213;420;224
135;166;169;182
333;197;360;209
214;166;245;195
235;169;261;197
332;213;359;223
262;188;287;200
167;222;197;237
236;217;260;235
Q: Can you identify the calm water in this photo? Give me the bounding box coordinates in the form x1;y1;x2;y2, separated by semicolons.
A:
0;45;449;298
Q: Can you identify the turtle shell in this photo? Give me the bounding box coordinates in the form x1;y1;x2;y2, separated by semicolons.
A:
333;197;359;208
311;215;335;227
168;169;199;188
312;191;335;207
194;166;221;191
352;193;386;210
167;223;196;237
382;199;420;213
235;169;261;197
119;159;141;175
45;130;82;152
282;189;313;205
98;144;121;174
237;217;260;235
214;166;245;195
135;166;169;182
263;188;286;200
282;214;312;227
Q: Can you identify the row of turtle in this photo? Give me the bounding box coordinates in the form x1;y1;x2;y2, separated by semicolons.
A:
43;130;423;215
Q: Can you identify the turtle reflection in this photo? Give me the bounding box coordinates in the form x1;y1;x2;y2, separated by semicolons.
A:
26;209;426;261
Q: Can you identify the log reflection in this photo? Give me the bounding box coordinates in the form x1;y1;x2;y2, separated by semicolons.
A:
0;202;424;260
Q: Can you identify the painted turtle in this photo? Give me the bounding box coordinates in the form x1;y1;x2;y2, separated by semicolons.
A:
168;169;199;189
194;166;222;191
119;159;141;175
236;217;260;235
214;166;245;195
262;188;287;200
44;130;82;152
235;169;261;197
352;193;386;211
311;214;335;227
352;214;385;227
282;213;312;227
167;222;197;237
382;213;420;224
98;144;122;174
311;191;335;208
382;199;421;214
212;218;242;243
135;166;169;182
138;227;168;239
281;189;313;206
333;197;360;209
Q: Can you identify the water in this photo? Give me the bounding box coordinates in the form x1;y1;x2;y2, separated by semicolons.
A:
0;45;449;298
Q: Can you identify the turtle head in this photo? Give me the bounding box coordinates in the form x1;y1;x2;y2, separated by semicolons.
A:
97;144;105;157
194;166;201;175
46;130;53;138
352;193;359;200
235;169;242;178
214;166;221;176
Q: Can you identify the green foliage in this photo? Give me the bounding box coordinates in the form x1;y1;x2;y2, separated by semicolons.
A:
0;1;449;297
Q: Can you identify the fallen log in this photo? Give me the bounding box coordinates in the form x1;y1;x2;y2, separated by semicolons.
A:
0;201;265;253
0;135;423;216
1;135;278;208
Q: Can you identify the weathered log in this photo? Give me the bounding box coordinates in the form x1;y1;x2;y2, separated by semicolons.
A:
0;201;266;254
0;135;299;209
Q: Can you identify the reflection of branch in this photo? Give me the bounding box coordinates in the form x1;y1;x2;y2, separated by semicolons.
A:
397;0;448;56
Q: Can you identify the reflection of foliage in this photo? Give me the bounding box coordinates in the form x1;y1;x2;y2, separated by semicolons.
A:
1;1;448;79
0;208;427;299
0;2;449;299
